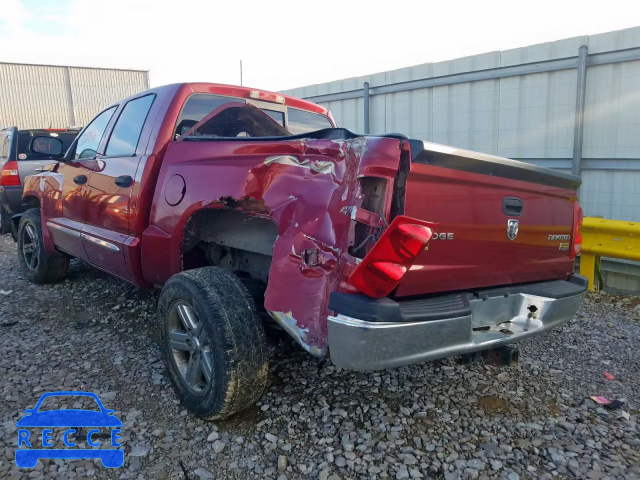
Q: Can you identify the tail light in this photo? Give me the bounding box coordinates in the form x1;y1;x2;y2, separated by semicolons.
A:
249;90;285;104
348;215;438;298
1;160;20;187
570;202;583;259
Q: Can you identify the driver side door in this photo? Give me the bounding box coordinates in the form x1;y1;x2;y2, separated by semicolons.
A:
46;107;117;260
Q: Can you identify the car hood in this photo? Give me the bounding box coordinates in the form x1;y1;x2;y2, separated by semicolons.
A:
16;410;122;428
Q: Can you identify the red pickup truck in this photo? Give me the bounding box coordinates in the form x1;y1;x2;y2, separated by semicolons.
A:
16;83;587;420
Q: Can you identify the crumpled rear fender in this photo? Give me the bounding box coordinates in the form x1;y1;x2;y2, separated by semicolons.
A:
146;134;404;355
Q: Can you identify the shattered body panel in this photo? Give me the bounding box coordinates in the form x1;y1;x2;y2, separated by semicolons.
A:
144;134;403;355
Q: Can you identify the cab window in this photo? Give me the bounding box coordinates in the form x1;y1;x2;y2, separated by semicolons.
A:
74;107;117;159
287;108;333;135
106;94;155;157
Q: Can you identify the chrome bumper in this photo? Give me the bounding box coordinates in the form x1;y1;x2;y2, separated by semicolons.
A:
328;279;586;371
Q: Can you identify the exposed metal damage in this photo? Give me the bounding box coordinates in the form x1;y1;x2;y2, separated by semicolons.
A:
264;155;336;176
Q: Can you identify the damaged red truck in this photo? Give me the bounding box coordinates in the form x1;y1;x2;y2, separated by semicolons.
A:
15;83;587;419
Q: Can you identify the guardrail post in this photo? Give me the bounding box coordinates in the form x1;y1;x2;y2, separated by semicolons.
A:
363;82;370;134
579;252;600;291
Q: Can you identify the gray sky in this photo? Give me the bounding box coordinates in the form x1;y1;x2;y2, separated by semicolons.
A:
1;0;639;91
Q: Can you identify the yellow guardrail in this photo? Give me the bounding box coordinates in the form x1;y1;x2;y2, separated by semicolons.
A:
579;217;640;290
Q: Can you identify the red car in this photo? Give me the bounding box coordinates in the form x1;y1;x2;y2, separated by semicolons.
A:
16;83;587;419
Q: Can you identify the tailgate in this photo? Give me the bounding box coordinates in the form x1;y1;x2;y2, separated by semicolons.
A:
395;141;581;297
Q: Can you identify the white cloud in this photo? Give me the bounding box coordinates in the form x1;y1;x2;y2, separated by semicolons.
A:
0;0;31;33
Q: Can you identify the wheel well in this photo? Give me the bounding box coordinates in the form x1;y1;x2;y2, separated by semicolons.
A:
11;196;40;233
22;196;40;209
181;208;278;283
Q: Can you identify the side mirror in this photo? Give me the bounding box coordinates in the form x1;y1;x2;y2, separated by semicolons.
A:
31;136;64;157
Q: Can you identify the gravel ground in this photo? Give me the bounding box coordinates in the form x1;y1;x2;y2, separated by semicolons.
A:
0;232;639;480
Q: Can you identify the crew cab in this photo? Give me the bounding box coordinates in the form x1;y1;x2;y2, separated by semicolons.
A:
15;83;587;420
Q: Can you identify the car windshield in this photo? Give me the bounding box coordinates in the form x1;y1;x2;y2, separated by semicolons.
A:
37;395;101;412
17;131;79;160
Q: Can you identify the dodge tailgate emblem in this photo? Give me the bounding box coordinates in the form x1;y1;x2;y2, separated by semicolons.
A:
507;219;519;241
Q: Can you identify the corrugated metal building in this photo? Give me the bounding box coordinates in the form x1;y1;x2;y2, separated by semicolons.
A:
282;27;640;291
0;62;149;129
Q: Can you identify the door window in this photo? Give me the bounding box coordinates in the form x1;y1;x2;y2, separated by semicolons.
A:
105;94;155;157
74;107;117;160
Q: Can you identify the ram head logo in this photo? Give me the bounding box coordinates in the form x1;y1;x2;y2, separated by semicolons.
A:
506;219;519;241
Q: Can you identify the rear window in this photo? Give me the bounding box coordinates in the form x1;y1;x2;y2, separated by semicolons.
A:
287;108;333;135
176;94;247;138
176;94;333;139
17;131;78;161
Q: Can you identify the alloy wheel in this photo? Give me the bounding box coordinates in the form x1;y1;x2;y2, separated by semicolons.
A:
21;224;40;271
167;301;213;394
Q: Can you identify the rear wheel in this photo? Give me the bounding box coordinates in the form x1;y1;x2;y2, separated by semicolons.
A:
17;208;69;283
158;267;269;420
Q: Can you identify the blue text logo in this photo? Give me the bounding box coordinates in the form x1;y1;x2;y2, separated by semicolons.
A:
15;391;124;468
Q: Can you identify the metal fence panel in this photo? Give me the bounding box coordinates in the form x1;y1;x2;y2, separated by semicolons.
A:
0;62;149;129
0;63;70;129
69;67;149;127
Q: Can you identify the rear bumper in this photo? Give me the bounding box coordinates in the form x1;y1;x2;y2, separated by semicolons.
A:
0;185;24;214
327;275;588;370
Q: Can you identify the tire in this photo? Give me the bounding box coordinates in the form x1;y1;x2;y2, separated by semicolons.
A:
158;267;269;420
17;208;69;284
0;207;10;235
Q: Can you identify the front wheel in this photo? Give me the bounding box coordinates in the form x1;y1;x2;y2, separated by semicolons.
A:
17;208;69;283
158;267;269;420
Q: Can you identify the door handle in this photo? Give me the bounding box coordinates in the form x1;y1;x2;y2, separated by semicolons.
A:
502;196;523;216
34;167;45;172
73;175;88;185
114;175;133;188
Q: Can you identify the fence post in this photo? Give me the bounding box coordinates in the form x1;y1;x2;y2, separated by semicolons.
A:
363;82;370;134
572;45;588;177
63;66;76;127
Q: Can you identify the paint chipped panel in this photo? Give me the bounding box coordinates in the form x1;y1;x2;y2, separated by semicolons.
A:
147;134;404;355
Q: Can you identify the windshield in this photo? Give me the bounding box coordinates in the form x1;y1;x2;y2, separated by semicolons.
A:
175;93;333;140
36;395;101;412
